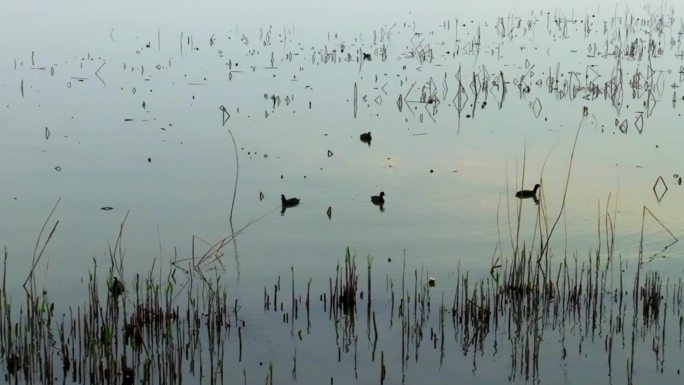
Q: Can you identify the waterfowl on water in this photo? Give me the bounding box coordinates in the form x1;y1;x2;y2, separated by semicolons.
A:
370;191;385;205
109;277;125;297
359;132;372;144
281;194;300;207
515;184;540;199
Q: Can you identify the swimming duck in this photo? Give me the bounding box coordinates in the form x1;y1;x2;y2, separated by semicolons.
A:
515;184;540;199
281;194;300;207
370;191;385;205
359;132;372;145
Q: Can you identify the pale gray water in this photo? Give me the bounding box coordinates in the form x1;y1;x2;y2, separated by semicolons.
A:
2;1;684;383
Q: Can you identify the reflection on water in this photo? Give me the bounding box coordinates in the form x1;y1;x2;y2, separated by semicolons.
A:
1;244;682;384
2;2;684;383
3;4;684;279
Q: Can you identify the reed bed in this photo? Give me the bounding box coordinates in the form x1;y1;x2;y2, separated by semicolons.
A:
2;178;682;385
2;236;682;385
1;231;236;385
306;247;680;384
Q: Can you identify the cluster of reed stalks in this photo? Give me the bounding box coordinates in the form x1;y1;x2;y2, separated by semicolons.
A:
0;211;239;385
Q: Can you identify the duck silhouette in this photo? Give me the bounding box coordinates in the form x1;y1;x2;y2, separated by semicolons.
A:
359;132;372;146
281;194;300;207
370;191;385;205
371;192;385;212
281;194;300;214
370;192;386;212
515;184;540;199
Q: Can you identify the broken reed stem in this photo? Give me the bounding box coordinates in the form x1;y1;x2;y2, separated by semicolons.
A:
226;128;240;233
24;197;62;295
367;255;373;309
540;111;585;258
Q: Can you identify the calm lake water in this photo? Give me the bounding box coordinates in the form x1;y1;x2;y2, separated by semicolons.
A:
2;1;684;384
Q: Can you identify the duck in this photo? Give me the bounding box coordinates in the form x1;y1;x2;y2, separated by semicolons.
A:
281;194;300;208
515;183;540;199
359;132;372;145
370;191;385;205
109;276;125;297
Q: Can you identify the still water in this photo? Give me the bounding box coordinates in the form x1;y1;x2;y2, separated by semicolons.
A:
2;1;684;384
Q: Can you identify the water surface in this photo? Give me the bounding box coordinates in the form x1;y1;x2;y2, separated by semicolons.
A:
2;1;684;383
